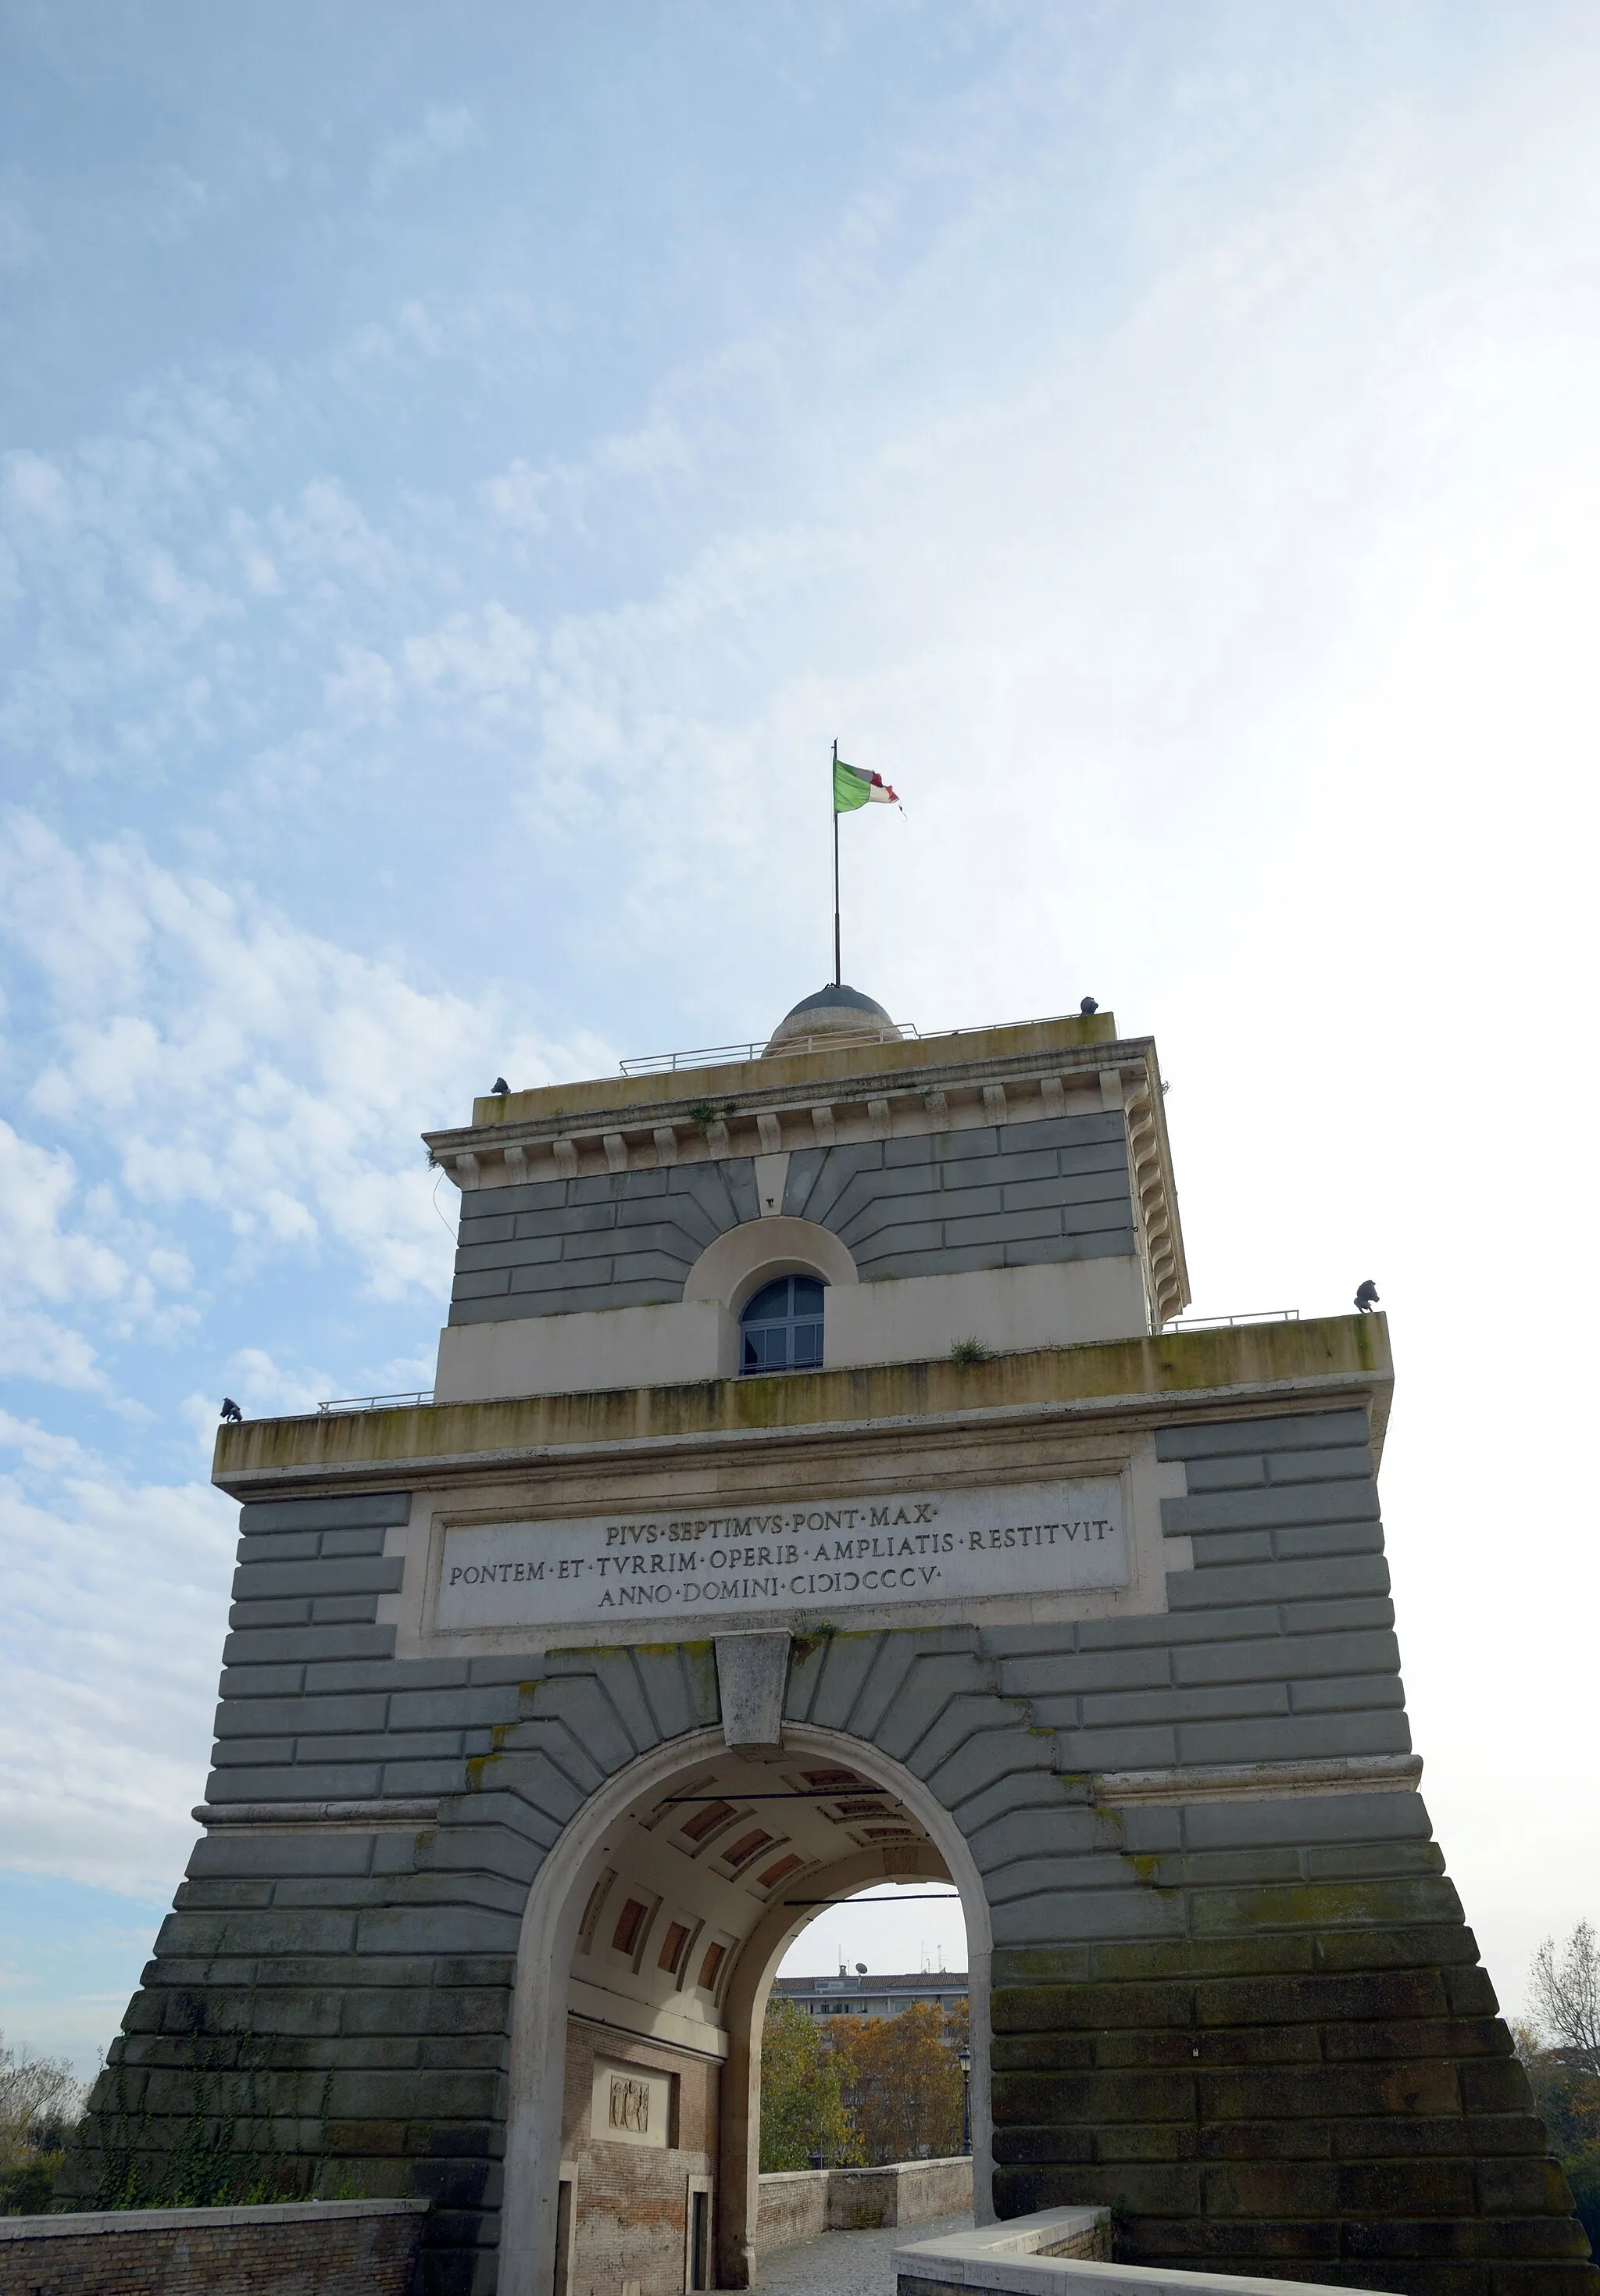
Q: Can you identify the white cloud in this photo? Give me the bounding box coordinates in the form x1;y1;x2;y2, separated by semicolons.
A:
0;1311;104;1395
0;811;602;1311
370;105;483;199
480;456;554;534
323;642;400;724
0;1121;148;1392
0;2;1597;2003
266;474;409;593
223;1346;331;1418
402;599;540;702
0;1122;125;1307
594;414;691;480
0;1411;234;1894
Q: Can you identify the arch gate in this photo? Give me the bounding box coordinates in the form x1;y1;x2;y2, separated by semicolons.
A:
497;1714;993;2296
68;996;1595;2295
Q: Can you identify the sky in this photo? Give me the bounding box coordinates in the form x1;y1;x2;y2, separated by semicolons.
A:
1;0;1597;2076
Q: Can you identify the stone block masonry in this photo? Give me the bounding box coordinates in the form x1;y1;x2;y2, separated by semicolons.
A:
445;1114;1134;1325
66;1325;1597;2296
0;2198;427;2296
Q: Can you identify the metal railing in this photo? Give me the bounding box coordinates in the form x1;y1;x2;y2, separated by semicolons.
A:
617;1004;1115;1077
620;1025;917;1075
316;1389;434;1414
1166;1309;1300;1332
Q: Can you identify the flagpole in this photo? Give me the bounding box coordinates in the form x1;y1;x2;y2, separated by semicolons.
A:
831;739;841;985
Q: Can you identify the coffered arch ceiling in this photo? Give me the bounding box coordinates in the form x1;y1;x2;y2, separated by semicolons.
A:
565;1743;954;2059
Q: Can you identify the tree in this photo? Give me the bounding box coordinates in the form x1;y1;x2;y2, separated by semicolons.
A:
1514;2021;1600;2260
0;2033;85;2216
827;2002;964;2165
759;1997;859;2172
1531;1922;1600;2076
1520;1925;1600;2265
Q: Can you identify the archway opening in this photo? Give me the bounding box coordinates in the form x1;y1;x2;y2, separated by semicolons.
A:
764;1868;972;2176
502;1729;990;2296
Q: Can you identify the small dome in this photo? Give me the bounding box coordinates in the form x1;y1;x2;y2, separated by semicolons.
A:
763;983;902;1056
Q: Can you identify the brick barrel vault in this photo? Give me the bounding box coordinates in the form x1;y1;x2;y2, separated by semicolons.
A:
62;1344;1595;2296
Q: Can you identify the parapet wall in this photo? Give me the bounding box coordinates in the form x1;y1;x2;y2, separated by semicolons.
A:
0;2198;428;2296
757;2156;974;2249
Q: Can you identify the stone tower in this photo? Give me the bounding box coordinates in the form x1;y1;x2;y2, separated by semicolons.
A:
68;992;1595;2295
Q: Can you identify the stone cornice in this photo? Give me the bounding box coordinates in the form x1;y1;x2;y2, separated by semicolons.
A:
1091;1754;1422;1807
448;1010;1118;1133
422;1014;1190;1331
424;1027;1155;1182
212;1314;1392;1497
192;1797;441;1833
422;1037;1148;1185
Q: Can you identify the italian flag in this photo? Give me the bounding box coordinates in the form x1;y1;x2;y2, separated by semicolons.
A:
833;755;899;811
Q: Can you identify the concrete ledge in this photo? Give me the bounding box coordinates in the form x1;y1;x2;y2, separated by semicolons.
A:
192;1798;441;1832
212;1315;1392;1493
894;2206;1401;2296
0;2199;430;2240
1092;1754;1422;1806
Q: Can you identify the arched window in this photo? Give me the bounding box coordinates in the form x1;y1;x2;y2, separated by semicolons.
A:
740;1275;825;1374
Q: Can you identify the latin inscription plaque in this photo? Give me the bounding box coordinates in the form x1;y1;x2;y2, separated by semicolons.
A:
435;1477;1127;1633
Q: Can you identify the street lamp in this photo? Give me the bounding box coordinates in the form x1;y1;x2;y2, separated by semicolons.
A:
958;2044;971;2156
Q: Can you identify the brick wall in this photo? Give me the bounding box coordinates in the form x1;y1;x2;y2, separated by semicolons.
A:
560;2018;717;2296
0;2198;427;2296
754;2172;829;2251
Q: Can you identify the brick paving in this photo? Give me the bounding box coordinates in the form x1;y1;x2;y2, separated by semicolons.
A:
757;2212;973;2296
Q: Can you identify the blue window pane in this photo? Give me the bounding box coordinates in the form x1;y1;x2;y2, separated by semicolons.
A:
743;1277;793;1324
739;1274;827;1375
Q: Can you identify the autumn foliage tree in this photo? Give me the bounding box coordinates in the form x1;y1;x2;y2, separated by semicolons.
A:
827;2001;966;2165
759;1997;859;2171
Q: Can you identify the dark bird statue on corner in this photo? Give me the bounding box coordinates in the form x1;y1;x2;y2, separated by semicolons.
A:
491;1076;509;1096
1080;996;1098;1015
220;1397;243;1422
1354;1280;1380;1314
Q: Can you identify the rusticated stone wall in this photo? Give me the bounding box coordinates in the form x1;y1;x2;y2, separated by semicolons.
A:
63;1401;1595;2296
446;1110;1135;1325
991;1904;1584;2287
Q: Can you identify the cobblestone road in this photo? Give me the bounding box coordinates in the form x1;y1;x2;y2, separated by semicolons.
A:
757;2212;973;2296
